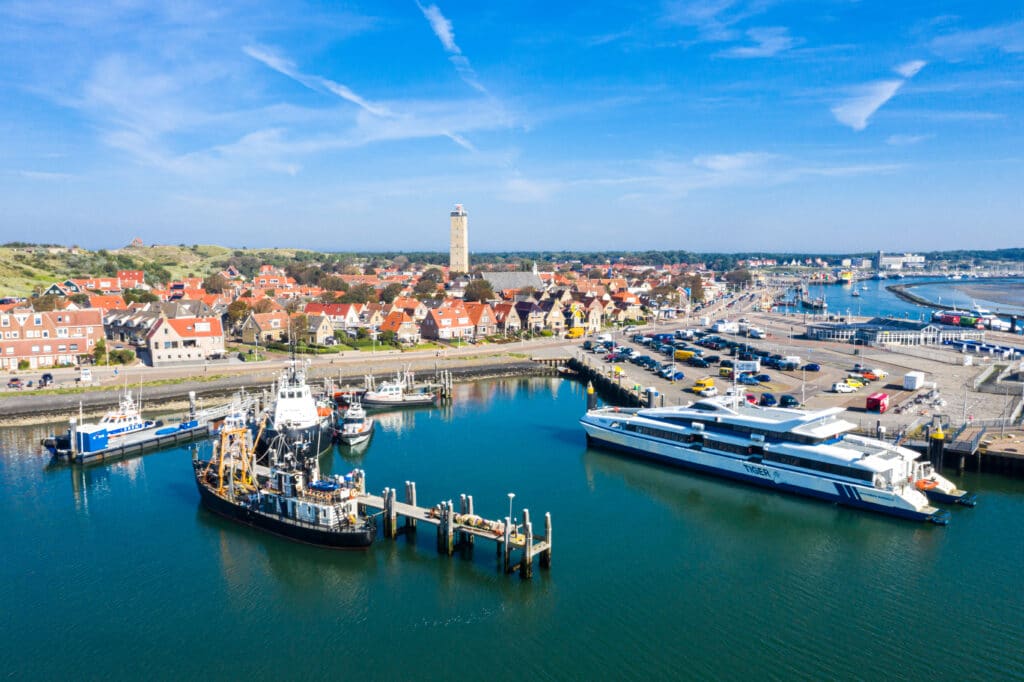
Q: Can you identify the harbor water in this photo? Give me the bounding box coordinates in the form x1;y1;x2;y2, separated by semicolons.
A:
778;276;1024;321
3;377;1024;680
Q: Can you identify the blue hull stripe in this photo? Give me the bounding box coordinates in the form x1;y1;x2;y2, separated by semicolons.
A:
585;428;935;523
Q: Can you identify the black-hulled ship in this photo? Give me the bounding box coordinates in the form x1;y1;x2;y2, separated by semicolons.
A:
193;425;375;549
259;357;333;461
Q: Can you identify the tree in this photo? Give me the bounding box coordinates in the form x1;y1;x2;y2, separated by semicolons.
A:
586;268;605;279
252;299;277;314
69;293;90;306
93;338;107;365
421;267;445;283
290;314;308;344
380;283;404;304
413;279;440;299
724;269;753;287
203;273;228;293
31;294;61;311
341;284;376;304
123;288;158;304
463;279;494;302
517;285;536;299
226;300;249;324
319;275;349;292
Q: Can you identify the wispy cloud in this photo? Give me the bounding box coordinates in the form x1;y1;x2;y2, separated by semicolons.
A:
663;0;747;42
14;170;74;181
243;44;393;117
886;133;932;146
929;20;1024;60
895;59;927;78
415;2;487;93
831;61;927;131
719;26;800;58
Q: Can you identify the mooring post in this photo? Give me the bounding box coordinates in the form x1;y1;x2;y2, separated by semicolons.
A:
502;516;512;573
586;381;597;411
465;495;475;550
405;481;417;530
520;509;532;579
521;521;534;579
446;500;455;555
540;512;552;569
435;504;444;553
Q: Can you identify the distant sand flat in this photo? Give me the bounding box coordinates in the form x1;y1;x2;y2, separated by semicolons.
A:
948;282;1024;308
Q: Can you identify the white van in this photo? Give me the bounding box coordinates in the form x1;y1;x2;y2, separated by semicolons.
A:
595;333;613;344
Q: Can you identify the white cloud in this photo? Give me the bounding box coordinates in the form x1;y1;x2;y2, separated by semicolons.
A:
15;170;74;180
886;134;931;146
895;60;927;78
693;152;773;172
831;80;904;131
415;2;487;94
831;61;926;131
929;21;1024;59
416;2;460;54
719;27;800;58
243;44;393;118
663;0;744;42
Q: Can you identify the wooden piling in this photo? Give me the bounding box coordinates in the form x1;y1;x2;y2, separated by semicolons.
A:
521;521;534;579
465;495;475;550
405;481;417;529
540;512;552;569
502;516;512;573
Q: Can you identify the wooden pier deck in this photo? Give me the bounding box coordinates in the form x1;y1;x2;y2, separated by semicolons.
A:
357;481;552;579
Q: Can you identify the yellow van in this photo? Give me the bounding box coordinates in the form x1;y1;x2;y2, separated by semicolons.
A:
674;349;696;361
693;377;715;393
566;327;585;339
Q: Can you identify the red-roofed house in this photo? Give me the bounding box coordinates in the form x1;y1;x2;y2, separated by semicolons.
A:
391;296;428;321
380;311;420;343
464;302;497;339
117;270;145;289
240;311;289;344
419;302;473;340
303;302;362;330
145;317;224;366
0;309;103;369
87;294;128;314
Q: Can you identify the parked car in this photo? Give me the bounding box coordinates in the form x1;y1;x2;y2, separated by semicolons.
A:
699;386;718;397
720;359;734;369
7;377;22;389
689;358;710;368
803;363;821;372
759;392;777;407
860;371;880;381
756;373;772;383
738;374;760;386
832;382;857;393
744;393;758;404
704;355;721;364
780;395;800;408
845;377;865;388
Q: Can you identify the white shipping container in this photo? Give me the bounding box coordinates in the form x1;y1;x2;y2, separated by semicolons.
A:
903;371;925;390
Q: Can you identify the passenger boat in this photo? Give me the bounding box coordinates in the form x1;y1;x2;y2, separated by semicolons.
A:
334;398;375;446
96;391;157;437
193;426;375;549
580;397;976;524
259;358;332;460
361;368;438;408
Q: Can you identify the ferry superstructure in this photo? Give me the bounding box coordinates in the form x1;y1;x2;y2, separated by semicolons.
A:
580;397;975;524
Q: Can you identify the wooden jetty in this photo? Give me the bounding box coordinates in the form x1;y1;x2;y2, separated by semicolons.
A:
356;479;552;579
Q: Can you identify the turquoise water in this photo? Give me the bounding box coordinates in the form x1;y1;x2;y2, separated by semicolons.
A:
778;277;1024;322
3;378;1024;680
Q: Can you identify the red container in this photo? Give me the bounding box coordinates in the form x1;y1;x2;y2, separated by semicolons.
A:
866;392;889;413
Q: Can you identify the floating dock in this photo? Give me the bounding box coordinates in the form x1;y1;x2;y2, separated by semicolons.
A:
357;479;552;579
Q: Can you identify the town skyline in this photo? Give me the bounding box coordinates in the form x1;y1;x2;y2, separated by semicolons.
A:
2;2;1021;251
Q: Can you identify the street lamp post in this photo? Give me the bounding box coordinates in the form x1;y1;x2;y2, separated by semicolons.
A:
507;492;515;532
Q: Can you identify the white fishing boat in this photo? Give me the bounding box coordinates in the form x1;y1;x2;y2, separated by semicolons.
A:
334;398;375;446
580;396;976;524
96;391;157;437
361;368;438;408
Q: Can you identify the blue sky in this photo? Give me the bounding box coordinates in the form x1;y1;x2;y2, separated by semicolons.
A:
1;1;1021;253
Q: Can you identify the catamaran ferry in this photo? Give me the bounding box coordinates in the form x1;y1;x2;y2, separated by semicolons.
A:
580;397;976;524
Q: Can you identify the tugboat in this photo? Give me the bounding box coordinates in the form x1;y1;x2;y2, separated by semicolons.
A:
193;426;376;548
334;397;375;446
259;356;333;460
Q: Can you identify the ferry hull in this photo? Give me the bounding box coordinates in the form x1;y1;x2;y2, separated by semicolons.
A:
194;473;375;549
583;421;943;524
361;394;437;408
